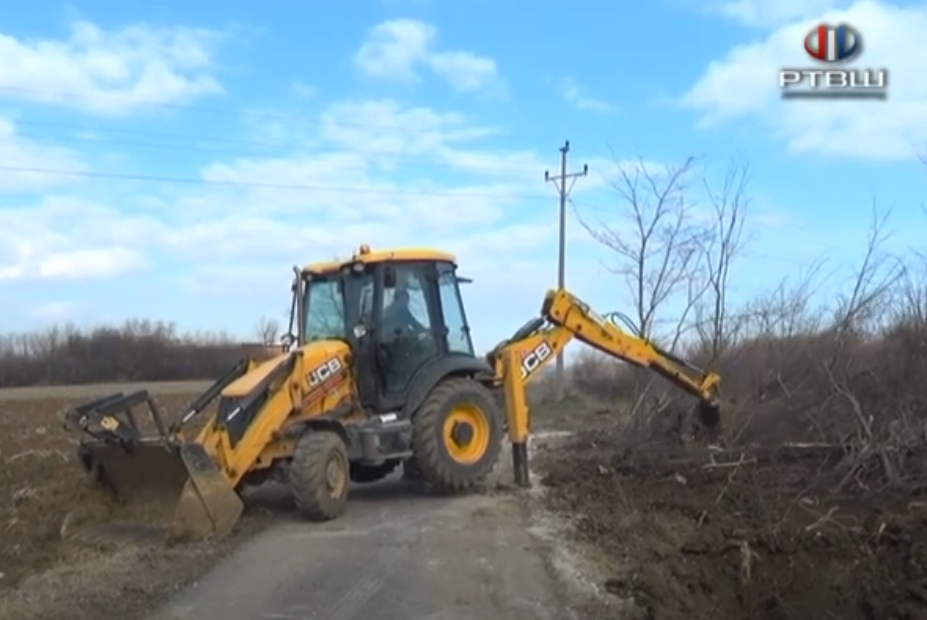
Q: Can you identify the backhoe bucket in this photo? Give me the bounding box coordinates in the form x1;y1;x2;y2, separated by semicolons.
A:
65;386;246;542
691;401;724;443
696;401;721;430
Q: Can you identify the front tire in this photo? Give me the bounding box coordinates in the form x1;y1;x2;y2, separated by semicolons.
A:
411;377;503;492
289;430;350;521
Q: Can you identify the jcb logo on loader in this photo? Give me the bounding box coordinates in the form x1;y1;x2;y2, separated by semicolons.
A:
520;342;552;378
308;358;343;388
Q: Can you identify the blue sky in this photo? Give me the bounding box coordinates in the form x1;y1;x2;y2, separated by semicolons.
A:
0;0;925;351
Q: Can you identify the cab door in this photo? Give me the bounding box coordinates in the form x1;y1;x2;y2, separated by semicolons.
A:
435;261;475;356
343;270;380;408
374;262;442;410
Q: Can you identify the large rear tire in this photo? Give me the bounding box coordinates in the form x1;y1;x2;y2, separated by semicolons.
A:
289;430;349;521
411;377;503;492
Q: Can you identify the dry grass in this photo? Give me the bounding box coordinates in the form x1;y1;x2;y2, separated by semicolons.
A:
0;380;213;401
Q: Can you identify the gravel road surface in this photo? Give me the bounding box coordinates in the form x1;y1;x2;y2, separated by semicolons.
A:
147;477;569;620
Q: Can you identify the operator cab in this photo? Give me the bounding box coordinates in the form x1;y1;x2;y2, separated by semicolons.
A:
289;245;479;412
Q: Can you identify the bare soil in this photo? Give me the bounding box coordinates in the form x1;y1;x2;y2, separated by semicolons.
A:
535;423;927;620
0;383;275;620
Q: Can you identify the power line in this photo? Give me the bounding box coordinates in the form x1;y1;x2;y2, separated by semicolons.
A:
0;163;552;200
12;117;617;169
0;84;484;132
9;126;542;174
0;86;620;165
15;119;316;148
545;140;587;402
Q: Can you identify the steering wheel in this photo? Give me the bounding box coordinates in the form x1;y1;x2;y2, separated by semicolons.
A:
396;319;428;338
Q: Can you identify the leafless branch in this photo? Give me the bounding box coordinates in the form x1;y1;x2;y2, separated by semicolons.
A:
574;155;705;344
253;315;281;345
696;156;751;360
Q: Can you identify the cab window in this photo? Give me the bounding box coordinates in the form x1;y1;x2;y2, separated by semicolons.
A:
380;266;432;334
304;278;345;340
437;263;474;355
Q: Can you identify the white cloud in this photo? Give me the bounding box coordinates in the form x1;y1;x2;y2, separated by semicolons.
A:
187;101;543;243
0;20;223;115
683;0;927;160
713;0;849;27
0;238;148;282
3;100;529;269
319;99;499;149
426;51;500;93
557;78;612;112
355;20;432;82
353;19;503;94
0;197;157;281
38;247;146;279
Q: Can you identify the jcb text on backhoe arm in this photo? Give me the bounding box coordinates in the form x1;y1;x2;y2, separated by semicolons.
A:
486;288;722;486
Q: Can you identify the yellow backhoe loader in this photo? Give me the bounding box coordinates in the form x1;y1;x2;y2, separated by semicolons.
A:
63;245;722;540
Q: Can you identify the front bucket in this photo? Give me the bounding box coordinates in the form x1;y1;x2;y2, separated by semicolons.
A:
172;443;244;540
79;441;243;541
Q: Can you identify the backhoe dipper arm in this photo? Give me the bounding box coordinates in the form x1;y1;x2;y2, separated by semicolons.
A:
486;288;722;486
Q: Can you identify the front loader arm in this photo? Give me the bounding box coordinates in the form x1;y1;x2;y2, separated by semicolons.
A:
195;340;355;487
487;288;722;486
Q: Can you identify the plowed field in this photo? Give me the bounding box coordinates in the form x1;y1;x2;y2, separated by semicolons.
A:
0;382;274;620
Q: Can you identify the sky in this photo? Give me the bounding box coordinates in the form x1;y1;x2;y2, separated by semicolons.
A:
0;0;925;352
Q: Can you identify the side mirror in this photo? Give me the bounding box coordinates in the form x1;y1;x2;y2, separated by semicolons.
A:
281;333;297;351
384;266;396;288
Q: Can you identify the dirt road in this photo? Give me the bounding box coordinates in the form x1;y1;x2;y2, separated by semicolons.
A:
150;479;566;620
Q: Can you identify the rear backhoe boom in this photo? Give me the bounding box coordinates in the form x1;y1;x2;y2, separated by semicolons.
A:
487;288;721;486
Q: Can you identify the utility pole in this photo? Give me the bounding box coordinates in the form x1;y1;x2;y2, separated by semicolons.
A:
545;140;588;402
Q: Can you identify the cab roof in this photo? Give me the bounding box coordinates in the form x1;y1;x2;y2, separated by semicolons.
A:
302;244;457;276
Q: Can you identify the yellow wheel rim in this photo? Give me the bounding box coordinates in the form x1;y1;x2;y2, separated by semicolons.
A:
442;404;491;464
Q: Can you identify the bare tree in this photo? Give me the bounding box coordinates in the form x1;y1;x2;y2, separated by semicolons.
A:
0;321;241;387
737;257;831;340
574;155;712;437
829;204;903;351
695;157;751;360
576;155;704;346
254;315;281;345
895;258;927;326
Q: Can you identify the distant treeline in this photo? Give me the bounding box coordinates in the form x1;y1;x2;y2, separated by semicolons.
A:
0;320;275;387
